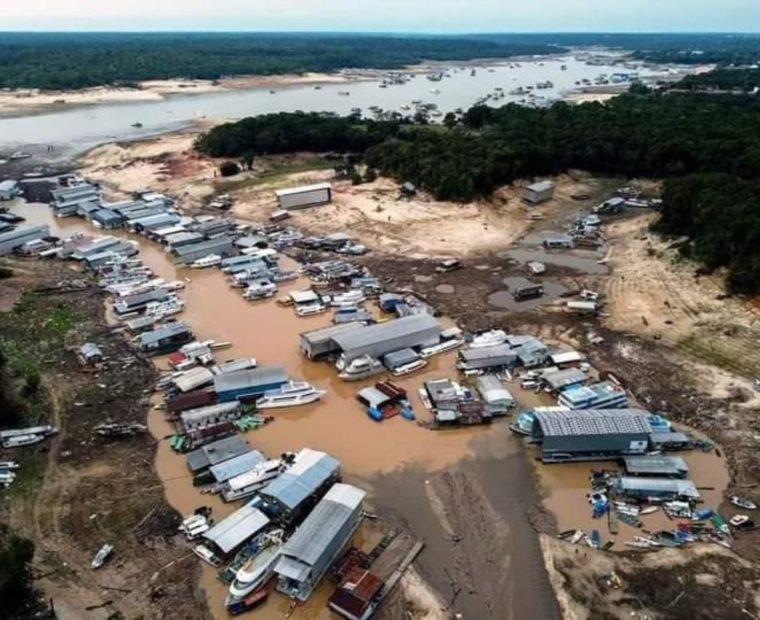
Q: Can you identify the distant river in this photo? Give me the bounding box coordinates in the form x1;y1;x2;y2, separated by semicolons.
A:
0;54;677;159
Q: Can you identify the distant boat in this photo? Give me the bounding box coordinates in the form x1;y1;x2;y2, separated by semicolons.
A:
269;90;276;94
9;151;32;160
91;544;113;569
190;254;221;269
131;122;143;128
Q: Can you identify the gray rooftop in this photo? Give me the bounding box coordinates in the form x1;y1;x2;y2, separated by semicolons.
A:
542;368;588;391
202;504;270;554
185;435;250;473
615;477;700;500
138;322;191;346
213;365;289;395
534;409;652;437
459;344;516;361
332;314;439;352
301;322;364;344
261;448;340;510
208;450;266;483
623;456;689;476
278;483;364;567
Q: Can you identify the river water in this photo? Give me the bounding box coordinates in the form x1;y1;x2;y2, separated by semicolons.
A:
0;54;675;158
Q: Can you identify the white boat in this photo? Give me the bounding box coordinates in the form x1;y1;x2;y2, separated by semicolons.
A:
145;298;185;318
193;544;222;567
10;151;32;160
419;338;464;358
222;458;289;502
418;387;432;409
91;543;113;569
161;280;186;292
330;290;366;306
391;358;428;377
0;461;20;470
190;254;221;269
179;514;211;540
295;302;328;316
226;542;283;607
244;280;277;300
639;506;659;516
0;471;17;486
470;329;508;348
730;496;757;510
1;434;47;448
256;382;326;409
337;355;385;381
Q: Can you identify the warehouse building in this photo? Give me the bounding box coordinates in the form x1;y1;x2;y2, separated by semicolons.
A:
522;180;555;204
475;375;515;415
614;477;700;502
532;409;652;463
91;209;124;229
0;180;20;201
457;344;518;372
542;368;589;393
332;315;440;364
170;236;234;264
208;450;266;484
0;225;50;256
275;182;332;210
259;448;340;525
185;435;250;474
623;456;689;478
275;483;365;601
137;322;194;355
180;401;242;432
213;366;289;403
202;503;270;558
558;381;628;410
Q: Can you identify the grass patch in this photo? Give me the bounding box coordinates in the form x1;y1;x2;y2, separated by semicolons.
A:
678;334;760;378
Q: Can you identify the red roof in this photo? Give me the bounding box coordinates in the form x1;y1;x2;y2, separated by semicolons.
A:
329;569;384;619
166;389;217;414
167;352;187;367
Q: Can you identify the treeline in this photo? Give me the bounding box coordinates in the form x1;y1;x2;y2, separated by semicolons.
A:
677;68;760;92
195;87;760;292
0;33;561;90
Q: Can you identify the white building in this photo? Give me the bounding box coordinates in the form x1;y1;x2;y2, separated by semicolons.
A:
275;183;332;210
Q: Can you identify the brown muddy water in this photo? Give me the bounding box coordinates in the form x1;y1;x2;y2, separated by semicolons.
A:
14;200;562;619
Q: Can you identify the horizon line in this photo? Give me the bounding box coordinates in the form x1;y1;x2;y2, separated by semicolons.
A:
2;29;760;35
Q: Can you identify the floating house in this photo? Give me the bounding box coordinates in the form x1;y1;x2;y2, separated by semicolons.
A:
614;477;700;502
259;448;341;525
208;450;266;484
0;180;20;201
475;375;515;415
274;483;365;601
531;409;653;463
180;401;242;432
332;315;440;364
329;567;385;620
300;323;365;360
202;503;270;559
185;435;250;474
457;344;517;372
558;381;628;410
275;182;332;210
91;209;124;229
170;236;234;265
114;288;170;316
137;322;193;355
522;180;555;204
213;366;289;403
623;456;689;478
542;368;589;393
166;390;218;418
0;225;50;256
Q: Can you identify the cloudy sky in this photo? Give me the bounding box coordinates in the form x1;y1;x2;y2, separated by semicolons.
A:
2;0;758;32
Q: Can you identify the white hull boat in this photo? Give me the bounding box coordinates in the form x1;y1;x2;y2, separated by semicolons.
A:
337;355;385;381
222;458;288;502
391;359;428;377
226;542;283;607
256;382;326;409
470;329;508;348
190;254;221;269
91;543;113;569
420;338;464;358
295;303;328;316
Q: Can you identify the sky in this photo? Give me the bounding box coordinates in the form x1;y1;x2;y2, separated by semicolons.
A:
2;0;759;33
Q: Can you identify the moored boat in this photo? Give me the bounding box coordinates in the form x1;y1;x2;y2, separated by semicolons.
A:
226;542;283;609
256;382;326;409
730;496;757;510
190;254;221;269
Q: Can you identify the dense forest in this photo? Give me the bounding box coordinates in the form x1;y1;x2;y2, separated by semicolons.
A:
677;67;760;92
0;33;561;90
196;85;760;293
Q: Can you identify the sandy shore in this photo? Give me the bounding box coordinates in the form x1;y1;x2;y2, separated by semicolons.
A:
0;72;350;118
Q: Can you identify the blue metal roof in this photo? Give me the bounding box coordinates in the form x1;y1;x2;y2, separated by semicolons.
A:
261;449;340;510
209;450;265;483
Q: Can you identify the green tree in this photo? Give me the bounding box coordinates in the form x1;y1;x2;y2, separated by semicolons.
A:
219;161;240;177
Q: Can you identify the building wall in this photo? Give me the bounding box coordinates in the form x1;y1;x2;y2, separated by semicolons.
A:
278;188;331;210
542;433;649;455
340;326;440;363
0;226;50;256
